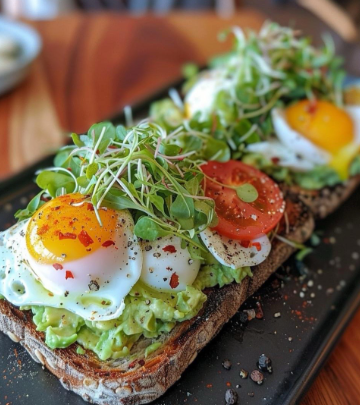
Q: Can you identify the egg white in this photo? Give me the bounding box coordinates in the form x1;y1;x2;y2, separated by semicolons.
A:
185;69;233;122
140;235;201;292
200;228;271;269
247;106;360;172
0;210;142;322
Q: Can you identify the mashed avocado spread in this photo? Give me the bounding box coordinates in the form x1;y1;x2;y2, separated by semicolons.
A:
21;258;251;360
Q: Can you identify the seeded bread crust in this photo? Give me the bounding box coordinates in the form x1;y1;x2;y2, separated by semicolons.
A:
280;176;360;219
0;193;314;405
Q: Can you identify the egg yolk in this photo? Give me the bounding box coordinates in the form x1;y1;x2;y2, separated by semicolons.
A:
285;100;354;154
26;193;118;264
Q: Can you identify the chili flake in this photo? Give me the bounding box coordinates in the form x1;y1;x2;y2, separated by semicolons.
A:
37;224;49;236
102;240;115;248
53;263;63;271
78;230;94;247
169;273;179;289
163;245;177;253
58;232;77;240
65;271;74;280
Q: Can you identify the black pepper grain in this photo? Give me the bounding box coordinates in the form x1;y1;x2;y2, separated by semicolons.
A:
222;359;232;370
257;354;272;373
239;312;249;324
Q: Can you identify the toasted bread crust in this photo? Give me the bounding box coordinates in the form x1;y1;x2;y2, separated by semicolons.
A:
280;176;360;219
0;193;314;405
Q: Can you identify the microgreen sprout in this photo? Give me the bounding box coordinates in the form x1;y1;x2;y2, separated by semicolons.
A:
151;21;345;161
17;120;231;255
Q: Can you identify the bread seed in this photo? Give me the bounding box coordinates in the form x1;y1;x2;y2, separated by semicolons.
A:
83;378;98;389
116;385;133;395
6;331;20;343
35;349;45;365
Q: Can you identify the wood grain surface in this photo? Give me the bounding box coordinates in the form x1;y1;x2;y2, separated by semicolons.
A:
0;9;359;405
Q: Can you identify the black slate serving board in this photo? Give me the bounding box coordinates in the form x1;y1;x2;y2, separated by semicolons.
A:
1;81;360;405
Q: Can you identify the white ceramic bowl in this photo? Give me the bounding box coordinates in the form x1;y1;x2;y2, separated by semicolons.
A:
0;16;42;95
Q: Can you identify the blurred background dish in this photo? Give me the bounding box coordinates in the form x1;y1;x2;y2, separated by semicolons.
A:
0;16;41;95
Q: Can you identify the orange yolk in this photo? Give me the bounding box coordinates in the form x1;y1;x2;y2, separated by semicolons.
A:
26;193;118;264
285;100;354;154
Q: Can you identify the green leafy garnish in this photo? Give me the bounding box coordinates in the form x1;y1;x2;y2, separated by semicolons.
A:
235;183;258;203
17;121;229;250
14;191;46;221
182;62;199;79
150;22;346;191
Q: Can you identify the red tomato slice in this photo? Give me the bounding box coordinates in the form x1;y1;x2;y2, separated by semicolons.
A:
201;160;285;241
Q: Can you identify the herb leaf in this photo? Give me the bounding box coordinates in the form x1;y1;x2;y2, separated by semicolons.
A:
134;217;170;240
236;183;258;203
14;191;46;221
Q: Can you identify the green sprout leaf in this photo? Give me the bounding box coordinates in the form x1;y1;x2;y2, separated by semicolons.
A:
134;217;170;241
86;163;98;179
236;183;258;203
14;191;46;221
36;171;75;197
182;63;199;79
71;133;84;147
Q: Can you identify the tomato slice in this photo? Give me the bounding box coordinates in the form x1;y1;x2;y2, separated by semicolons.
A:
201;160;285;241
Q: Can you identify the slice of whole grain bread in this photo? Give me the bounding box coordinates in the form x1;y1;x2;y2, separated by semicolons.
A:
280;176;360;219
0;192;314;405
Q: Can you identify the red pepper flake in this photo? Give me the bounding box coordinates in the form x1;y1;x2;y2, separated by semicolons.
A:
53;263;63;271
255;302;264;319
271;157;280;164
163;245;177;253
102;240;115;248
108;145;117;149
169;273;179;289
306;100;317;115
138;359;145;367
65;271;74;280
59;232;77;240
240;240;251;248
37;224;49;236
128;360;137;369
226;382;231;387
67;167;72;172
240;240;261;251
51;206;61;211
86;203;94;211
40;196;50;202
206;384;213;388
78;230;94;247
252;242;261;252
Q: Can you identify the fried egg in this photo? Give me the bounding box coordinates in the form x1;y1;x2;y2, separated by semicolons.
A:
140;235;201;292
200;229;271;269
1;192;273;320
0;193;142;321
248;100;360;179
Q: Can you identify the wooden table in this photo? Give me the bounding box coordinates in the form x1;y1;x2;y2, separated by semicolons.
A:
0;10;359;405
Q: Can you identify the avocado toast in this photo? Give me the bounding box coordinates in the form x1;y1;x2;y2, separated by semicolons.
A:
151;22;360;218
